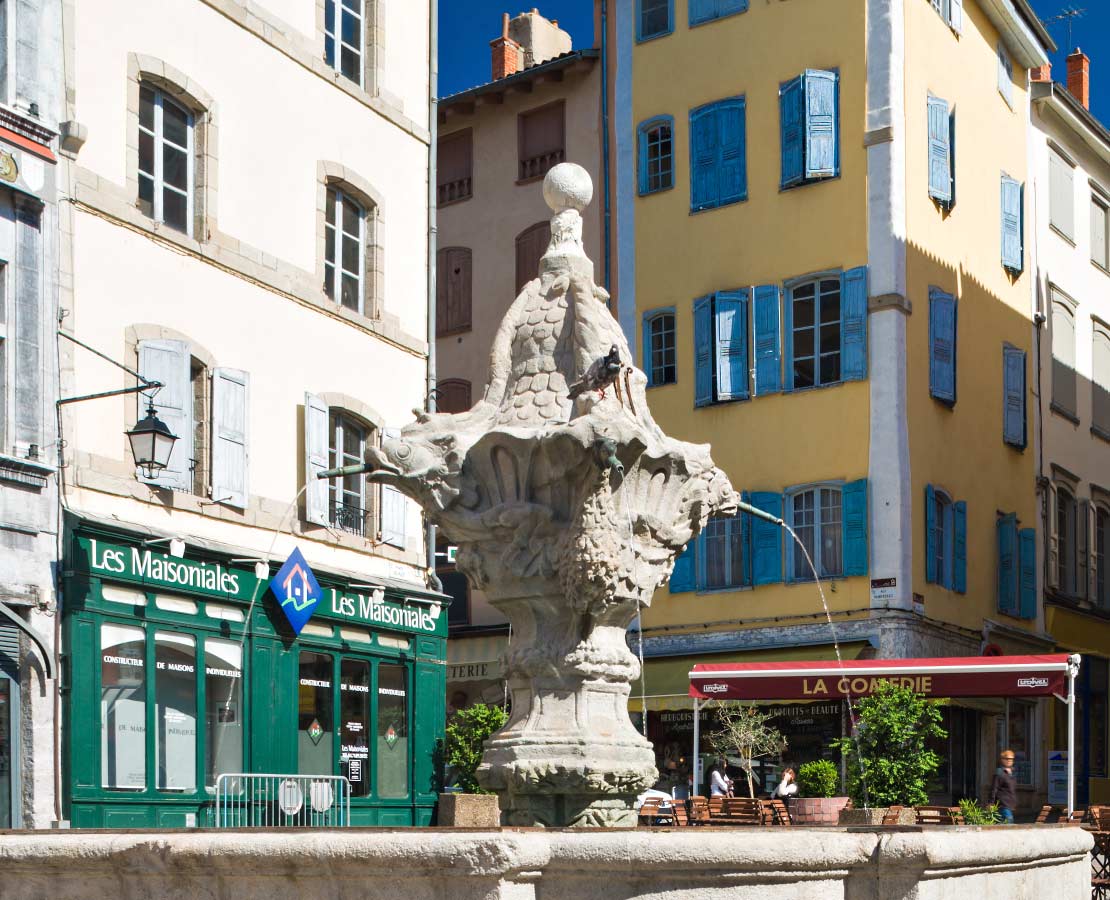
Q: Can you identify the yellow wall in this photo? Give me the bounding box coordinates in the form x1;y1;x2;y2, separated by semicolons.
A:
633;0;870;631
902;0;1037;633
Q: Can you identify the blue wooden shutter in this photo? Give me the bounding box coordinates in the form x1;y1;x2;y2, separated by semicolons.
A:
211;367;250;510
997;513;1018;614
1001;175;1023;271
670;542;695;593
925;484;937;584
694;295;714;406
841;266;868;381
948;109;957;207
637;122;649;195
929;288;957;404
689;0;716;25
779;76;804;188
749;491;783;585
1002;345;1026;448
641;311;653;382
927;95;952;203
753;284;781;395
690;104;718;211
804;69;838;179
1019;527;1037;619
717;98;747;205
953;500;967;594
783;285;795;391
842;479;868;577
714;290;748;401
720;0;748;14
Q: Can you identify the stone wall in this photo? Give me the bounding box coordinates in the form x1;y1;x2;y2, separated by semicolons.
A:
0;826;1092;900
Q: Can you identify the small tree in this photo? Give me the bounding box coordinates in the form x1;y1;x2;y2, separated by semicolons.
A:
444;703;508;794
708;704;787;798
797;759;840;798
832;681;946;808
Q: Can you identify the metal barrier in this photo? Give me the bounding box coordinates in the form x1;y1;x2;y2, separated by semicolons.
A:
215;774;351;828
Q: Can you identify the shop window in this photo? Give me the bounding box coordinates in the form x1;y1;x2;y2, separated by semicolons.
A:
515;221;551;294
518;101;565;182
205;638;243;786
101;624;147;790
377;664;408;798
1002;700;1036;787
340;659;371;798
1051;294;1077;419
643;310;676;387
328;411;371;536
298;652;335;777
155;631;197;792
138;85;194;235
1091;658;1108;779
436;247;472;336
325;187;365;314
437;130;472;206
788;487;842;580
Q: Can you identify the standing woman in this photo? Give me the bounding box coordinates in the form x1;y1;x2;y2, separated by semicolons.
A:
710;757;732;797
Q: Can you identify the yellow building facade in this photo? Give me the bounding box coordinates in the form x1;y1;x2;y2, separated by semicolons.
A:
612;0;1053;806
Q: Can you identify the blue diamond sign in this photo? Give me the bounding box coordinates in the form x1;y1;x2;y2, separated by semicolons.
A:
271;547;322;635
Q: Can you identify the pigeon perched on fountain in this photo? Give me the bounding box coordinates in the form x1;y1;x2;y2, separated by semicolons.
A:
568;345;622;400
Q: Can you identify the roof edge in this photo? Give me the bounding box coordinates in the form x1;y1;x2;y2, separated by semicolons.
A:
439;49;600;111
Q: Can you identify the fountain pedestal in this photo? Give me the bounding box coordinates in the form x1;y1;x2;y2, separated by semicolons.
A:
362;163;736;826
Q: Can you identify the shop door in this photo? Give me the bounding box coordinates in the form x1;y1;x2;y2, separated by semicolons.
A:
947;708;979;802
0;677;12;828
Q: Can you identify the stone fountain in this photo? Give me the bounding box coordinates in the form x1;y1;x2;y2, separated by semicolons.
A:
363;163;736;827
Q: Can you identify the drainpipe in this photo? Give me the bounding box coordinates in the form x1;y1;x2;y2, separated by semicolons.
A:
600;0;611;290
426;0;440;591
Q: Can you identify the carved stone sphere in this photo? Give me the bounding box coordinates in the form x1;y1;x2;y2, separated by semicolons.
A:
543;162;593;214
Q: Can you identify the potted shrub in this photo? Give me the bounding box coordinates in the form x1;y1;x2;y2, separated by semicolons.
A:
787;759;850;826
832;681;947;825
439;702;508;827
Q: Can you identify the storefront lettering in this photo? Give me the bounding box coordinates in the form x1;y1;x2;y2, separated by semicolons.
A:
87;539;242;595
328;589;438;634
102;654;143;667
801;676;934;696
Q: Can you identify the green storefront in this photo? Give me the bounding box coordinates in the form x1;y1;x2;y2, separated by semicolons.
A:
62;520;447;828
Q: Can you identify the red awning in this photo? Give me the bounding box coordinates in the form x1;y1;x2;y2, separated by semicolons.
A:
689;654;1074;701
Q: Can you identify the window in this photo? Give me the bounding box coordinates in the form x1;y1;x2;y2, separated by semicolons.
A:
694;291;748;406
1056;486;1079;596
101;624;147;789
190;358;209;496
518;101;565;182
997;44;1014;108
328;410;369;536
1097;506;1110;609
690;96;747;211
1051;295;1077;418
789;487;843;580
324;0;363;85
1005;700;1035;787
689;0;747;27
699;516;745;590
438;130;472;206
436;247;472;336
1093;324;1110;437
779;70;839;190
442;568;470;627
997;513;1036;618
1002;344;1026;448
928;288;957;404
638;116;674;195
930;0;964;33
925;485;966;592
785;269;867;391
155;631;196;792
1093;194;1109;271
927;95;955;206
339;659;371;797
515;221;551;293
325;187;365;314
376;664;408;798
298;652;334;776
204;638;243;787
637;0;673;40
642;310;676;386
1001;174;1024;272
1049;148;1075;242
138;86;193;235
436;378;472;414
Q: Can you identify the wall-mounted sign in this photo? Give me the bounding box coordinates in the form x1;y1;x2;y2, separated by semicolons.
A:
272;548;322;636
325;588;442;635
0;150;18;183
870;577;896;605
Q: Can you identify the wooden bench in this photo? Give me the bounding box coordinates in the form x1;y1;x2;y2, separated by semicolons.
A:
881;805;905;825
914;805;964;825
706;797;764;826
764;798;791;826
689;796;711;825
637;799;675;827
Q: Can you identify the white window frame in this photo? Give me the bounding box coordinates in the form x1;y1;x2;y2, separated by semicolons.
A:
328;410;368;535
647;311;677;385
138;86;195;237
1093;192;1110;272
786;484;843;581
324;0;365;88
790;276;842;390
699;516;744;592
325;187;366;315
1056;484;1078;596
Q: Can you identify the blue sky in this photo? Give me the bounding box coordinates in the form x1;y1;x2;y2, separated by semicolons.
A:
438;1;1109;124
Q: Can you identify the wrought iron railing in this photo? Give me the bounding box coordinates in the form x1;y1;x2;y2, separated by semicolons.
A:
214;773;351;828
330;502;368;536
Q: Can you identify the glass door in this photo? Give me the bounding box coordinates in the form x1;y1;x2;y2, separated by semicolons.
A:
0;678;12;828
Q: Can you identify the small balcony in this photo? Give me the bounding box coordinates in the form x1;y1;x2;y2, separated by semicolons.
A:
330;502;368;537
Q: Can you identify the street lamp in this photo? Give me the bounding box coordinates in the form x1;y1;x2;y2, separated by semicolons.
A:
126;400;178;479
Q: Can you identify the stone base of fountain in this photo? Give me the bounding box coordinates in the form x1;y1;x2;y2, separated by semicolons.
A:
0;828;1093;899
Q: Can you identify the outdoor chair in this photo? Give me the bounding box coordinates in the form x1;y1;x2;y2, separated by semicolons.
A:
1066;807;1086;823
671;801;690;826
1091;805;1110;830
714;797;763;826
637;799;675;827
689;796;710;825
709;796;725;817
764;798;792;826
1035;804;1056;824
881;806;905;826
914;805;963;825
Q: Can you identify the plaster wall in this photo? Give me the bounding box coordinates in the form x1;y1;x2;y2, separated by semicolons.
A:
0;827;1093;900
901;0;1038;635
632;0;871;629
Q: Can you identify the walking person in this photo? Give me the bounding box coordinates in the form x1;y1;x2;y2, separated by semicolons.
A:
990;749;1018;823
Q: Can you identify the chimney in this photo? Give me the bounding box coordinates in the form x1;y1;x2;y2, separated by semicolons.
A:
1030;64;1052;83
507;8;573;70
1066;48;1090;110
490;12;523;80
